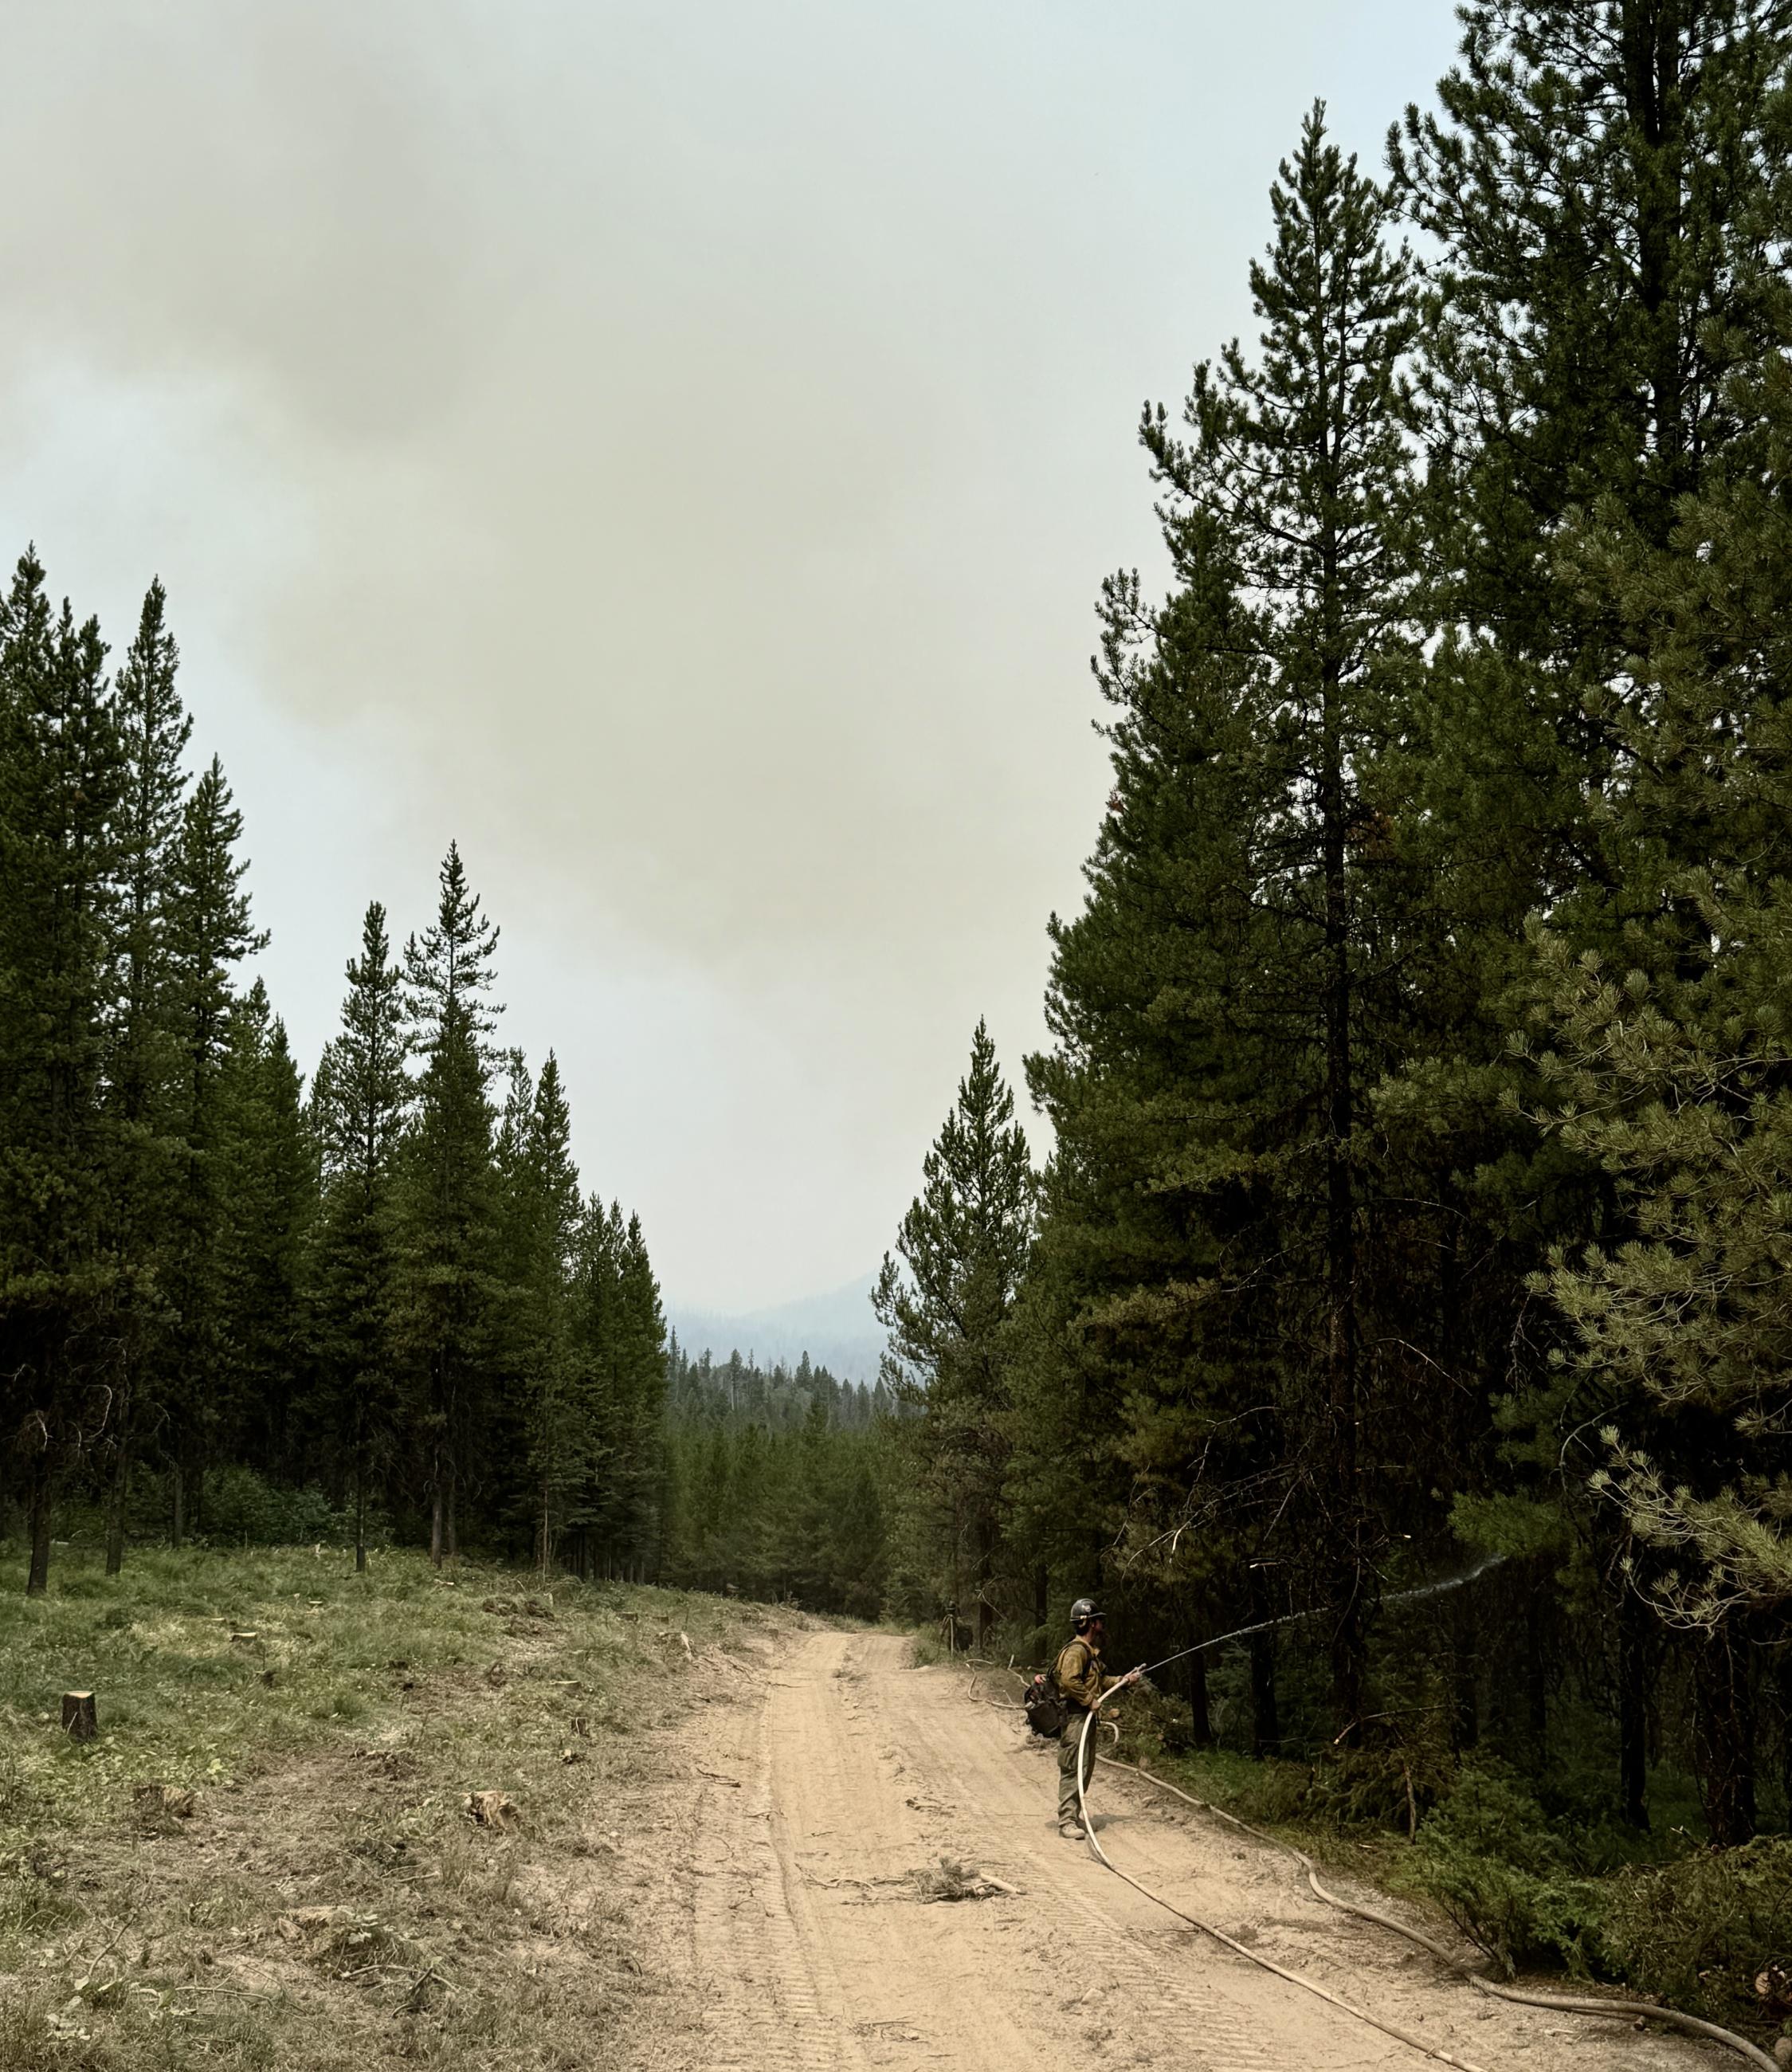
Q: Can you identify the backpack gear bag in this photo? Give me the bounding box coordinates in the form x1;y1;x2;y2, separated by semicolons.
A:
1024;1670;1069;1739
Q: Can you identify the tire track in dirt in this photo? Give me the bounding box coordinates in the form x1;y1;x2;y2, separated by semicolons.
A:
882;1644;1381;2072
686;1657;869;2069
627;1630;1723;2072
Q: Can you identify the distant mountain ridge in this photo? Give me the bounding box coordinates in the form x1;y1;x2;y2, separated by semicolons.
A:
664;1270;884;1383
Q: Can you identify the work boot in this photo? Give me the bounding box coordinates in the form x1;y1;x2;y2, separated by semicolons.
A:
1058;1818;1085;1839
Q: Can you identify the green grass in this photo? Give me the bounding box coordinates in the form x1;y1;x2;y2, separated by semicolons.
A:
0;1541;789;2071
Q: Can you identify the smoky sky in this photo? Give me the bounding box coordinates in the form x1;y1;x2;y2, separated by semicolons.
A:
0;2;1460;1310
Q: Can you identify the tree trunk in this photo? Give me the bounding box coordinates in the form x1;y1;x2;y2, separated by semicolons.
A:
1452;1592;1479;1752
171;1458;186;1548
1618;1590;1652;1830
1692;1623;1757;1847
1524;1574;1549;1761
1249;1627;1280;1757
1621;0;1688;512
354;1472;367;1575
105;1439;131;1577
974;1512;995;1651
1778;1650;1792;1820
1320;612;1363;1742
538;1469;552;1579
1187;1648;1214;1747
445;1473;458;1564
1330;1582;1365;1749
429;1460;443;1568
25;1459;53;1598
1033;1564;1048;1631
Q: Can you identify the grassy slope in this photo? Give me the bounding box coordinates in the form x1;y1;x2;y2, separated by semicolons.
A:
0;1544;785;2072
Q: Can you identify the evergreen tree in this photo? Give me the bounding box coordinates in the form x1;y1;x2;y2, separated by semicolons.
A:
875;1019;1034;1645
0;553;126;1591
159;755;265;1540
403;840;500;1058
655;1340;888;1608
214;983;314;1480
100;579;192;1571
1530;312;1792;1843
571;1204;668;1576
0;571;688;1590
1019;109;1428;1733
396;846;502;1564
1535;905;1792;1843
492;1050;584;1568
308;902;410;1569
617;1214;668;1560
1394;0;1792;1826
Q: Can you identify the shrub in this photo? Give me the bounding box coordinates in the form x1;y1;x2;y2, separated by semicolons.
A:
1146;1744;1313;1827
1410;1766;1605;1975
198;1468;348;1548
1599;1838;1792;2035
1304;1740;1453;1835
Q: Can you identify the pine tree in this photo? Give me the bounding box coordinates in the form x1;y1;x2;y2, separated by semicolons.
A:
574;1205;667;1576
1394;0;1792;1826
1528;309;1792;1844
100;579;192;1571
396;846;502;1564
403;840;500;1058
492;1050;584;1569
308;902;411;1569
159;755;265;1540
1147;105;1425;1725
214;983;315;1479
0;552;126;1591
875;1019;1034;1645
1020;108;1428;1733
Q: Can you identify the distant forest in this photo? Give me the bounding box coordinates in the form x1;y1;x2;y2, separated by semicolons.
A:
657;1340;889;1613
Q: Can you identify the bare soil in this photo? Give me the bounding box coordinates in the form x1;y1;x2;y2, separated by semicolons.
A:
606;1627;1729;2072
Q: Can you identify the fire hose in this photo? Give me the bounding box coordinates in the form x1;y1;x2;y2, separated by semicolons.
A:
1069;1683;1781;2072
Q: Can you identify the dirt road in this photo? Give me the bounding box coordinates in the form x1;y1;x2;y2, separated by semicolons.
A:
617;1628;1718;2072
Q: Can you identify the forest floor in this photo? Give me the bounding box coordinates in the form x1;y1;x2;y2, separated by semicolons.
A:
0;1562;1746;2072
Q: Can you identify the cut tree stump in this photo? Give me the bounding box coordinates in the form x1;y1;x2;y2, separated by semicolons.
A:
61;1692;96;1741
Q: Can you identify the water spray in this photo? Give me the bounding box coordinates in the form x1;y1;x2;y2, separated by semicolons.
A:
1131;1552;1510;1689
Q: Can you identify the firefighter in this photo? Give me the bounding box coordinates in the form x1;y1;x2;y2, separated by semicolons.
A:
1053;1597;1142;1835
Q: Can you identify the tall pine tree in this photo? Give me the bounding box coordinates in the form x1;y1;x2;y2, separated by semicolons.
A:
308;901;411;1568
397;845;501;1565
876;1019;1034;1643
1020;108;1429;1735
0;554;126;1591
159;755;265;1540
100;579;191;1571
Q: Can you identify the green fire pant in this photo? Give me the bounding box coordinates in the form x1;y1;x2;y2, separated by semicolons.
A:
1057;1713;1095;1823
